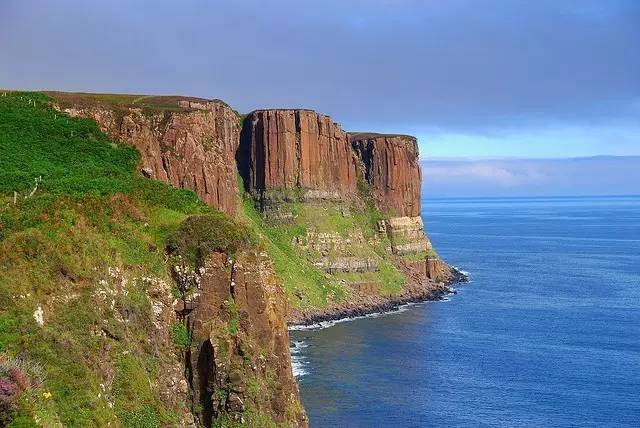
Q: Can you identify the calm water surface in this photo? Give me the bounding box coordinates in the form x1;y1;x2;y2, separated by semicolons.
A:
291;196;640;427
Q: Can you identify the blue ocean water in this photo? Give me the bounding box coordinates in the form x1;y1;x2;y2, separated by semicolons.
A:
290;196;640;427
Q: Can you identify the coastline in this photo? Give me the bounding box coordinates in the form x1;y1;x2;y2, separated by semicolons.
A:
288;264;468;328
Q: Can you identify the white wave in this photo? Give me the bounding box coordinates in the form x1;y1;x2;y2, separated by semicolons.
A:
290;339;309;378
289;301;436;331
290;340;308;349
451;265;471;278
290;356;308;378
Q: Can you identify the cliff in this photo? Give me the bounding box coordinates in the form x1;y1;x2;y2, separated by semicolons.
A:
238;108;452;323
239;109;358;202
350;133;430;257
0;90;459;427
350;133;422;217
50;92;242;215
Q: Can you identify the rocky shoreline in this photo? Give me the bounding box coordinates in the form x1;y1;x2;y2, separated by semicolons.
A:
288;265;468;327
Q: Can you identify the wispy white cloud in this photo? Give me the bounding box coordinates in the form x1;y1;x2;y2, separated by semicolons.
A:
422;156;640;197
426;162;548;187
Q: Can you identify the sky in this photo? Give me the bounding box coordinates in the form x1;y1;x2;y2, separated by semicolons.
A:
422;156;640;198
1;0;638;195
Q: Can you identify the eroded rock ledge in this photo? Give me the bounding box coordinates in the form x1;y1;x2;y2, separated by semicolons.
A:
289;262;468;326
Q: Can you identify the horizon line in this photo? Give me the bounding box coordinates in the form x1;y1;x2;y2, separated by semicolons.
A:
422;155;640;162
423;194;640;200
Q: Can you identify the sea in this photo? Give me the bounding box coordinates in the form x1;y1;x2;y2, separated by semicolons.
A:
290;195;640;427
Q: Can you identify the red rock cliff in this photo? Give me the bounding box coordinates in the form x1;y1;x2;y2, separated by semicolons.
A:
350;133;422;217
52;94;241;215
239;110;358;199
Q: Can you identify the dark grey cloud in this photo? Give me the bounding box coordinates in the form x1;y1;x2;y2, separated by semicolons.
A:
0;0;638;132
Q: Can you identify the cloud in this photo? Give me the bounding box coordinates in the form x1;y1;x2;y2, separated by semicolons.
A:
426;162;545;187
421;156;640;197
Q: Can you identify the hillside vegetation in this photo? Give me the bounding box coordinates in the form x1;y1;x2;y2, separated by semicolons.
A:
0;91;426;426
0;92;247;426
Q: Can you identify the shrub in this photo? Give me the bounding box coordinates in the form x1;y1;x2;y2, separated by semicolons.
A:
0;355;44;425
166;214;249;266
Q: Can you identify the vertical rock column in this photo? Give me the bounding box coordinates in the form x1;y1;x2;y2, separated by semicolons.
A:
350;133;421;217
351;133;431;256
184;250;306;427
239;109;359;202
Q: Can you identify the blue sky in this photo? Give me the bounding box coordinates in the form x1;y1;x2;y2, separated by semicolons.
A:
417;123;640;159
0;0;638;194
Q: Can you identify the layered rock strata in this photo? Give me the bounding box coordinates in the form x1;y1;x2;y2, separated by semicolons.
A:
312;257;379;274
378;216;432;255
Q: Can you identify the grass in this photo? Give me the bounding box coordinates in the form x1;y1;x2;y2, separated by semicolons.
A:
0;92;138;195
226;299;240;336
172;322;192;349
45;91;243;118
402;248;438;261
334;260;405;296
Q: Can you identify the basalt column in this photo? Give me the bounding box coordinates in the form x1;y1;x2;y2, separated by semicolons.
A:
238;109;359;203
351;133;432;256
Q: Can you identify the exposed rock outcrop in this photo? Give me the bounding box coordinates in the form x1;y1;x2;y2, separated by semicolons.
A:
378;216;433;255
312;257;379;274
52;95;241;215
238;110;358;202
350;133;422;217
184;250;306;427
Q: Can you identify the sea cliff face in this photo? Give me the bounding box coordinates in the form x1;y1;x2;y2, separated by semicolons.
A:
36;91;459;427
239;109;358;202
185;250;305;426
350;133;422;218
